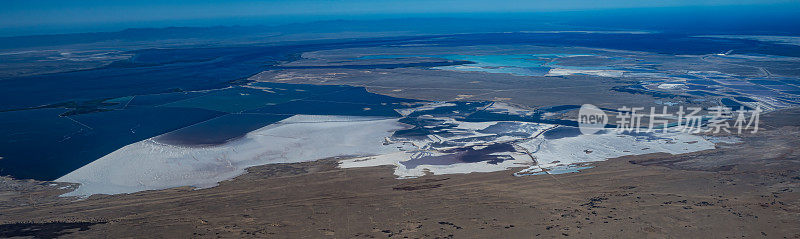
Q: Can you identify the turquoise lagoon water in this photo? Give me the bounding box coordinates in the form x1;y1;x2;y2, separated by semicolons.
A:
360;54;556;76
359;54;616;76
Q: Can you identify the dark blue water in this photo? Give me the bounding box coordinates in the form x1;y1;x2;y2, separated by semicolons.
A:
543;126;582;139
0;80;423;180
400;143;516;169
734;96;757;102
688;80;718;85
245;86;418;117
721;98;752;110
781;79;800;86
463;111;579;127
686;91;722;97
686;84;713;91
541;105;581;112
763;84;800;92
404;102;488;119
749;79;785;85
154;113;291;146
0;107;223;180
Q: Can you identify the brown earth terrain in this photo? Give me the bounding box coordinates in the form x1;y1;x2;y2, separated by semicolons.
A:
0;109;798;238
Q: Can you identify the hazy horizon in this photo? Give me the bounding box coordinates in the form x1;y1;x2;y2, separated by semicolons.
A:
2;1;800;37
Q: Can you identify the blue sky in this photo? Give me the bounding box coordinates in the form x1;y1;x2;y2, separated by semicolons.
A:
1;0;799;36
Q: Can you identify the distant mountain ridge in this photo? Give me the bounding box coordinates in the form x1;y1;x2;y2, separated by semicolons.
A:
3;5;799;50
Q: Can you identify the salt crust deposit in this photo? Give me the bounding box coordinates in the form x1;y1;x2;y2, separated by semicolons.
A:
57;115;408;197
514;130;715;175
396;102;455;116
341;129;715;178
486;102;536;116
340;151;532;178
546;68;624;77
57;101;719;197
657;83;685;90
339;102;716;179
698;35;800;47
